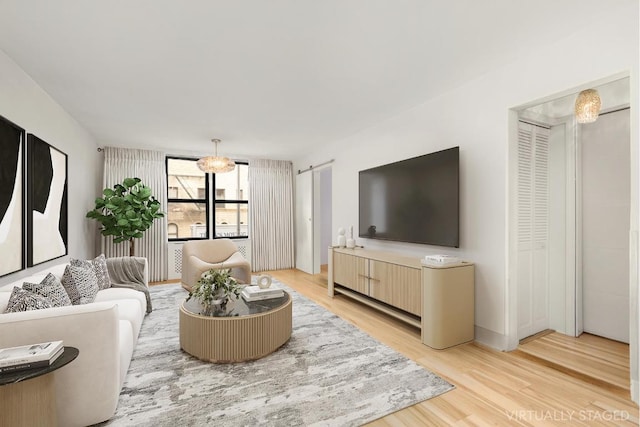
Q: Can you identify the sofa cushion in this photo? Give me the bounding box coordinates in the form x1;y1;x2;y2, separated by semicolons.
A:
61;265;100;305
4;287;53;313
22;273;72;307
71;254;111;290
94;288;147;317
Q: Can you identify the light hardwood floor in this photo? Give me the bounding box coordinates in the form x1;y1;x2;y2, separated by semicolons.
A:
265;268;639;426
517;332;630;392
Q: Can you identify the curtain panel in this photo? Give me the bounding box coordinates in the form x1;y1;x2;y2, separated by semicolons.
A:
248;159;295;271
101;147;168;281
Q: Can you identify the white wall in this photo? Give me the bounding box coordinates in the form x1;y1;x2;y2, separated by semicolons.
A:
292;3;638;352
0;49;102;286
320;168;332;265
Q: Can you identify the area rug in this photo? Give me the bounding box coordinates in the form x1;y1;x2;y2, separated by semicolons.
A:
102;279;454;426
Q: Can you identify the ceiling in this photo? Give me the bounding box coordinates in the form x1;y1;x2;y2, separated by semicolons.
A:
0;0;627;160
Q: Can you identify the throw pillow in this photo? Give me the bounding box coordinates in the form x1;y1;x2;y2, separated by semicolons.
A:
61;265;99;305
4;287;53;313
70;254;111;290
22;273;72;307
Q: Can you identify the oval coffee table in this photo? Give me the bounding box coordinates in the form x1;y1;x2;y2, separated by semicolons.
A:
179;292;292;363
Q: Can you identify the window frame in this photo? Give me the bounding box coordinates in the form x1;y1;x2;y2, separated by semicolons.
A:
213;161;249;239
166;157;249;242
166;156;211;241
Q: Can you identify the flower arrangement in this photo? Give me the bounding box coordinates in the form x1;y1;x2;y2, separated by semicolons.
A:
186;268;241;306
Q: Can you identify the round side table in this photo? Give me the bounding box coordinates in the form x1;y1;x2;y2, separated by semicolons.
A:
0;346;79;426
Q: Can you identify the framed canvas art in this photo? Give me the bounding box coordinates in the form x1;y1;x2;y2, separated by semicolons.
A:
0;115;25;276
27;134;68;266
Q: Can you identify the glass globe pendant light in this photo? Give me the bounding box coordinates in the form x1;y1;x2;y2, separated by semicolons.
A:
197;139;236;173
574;89;602;124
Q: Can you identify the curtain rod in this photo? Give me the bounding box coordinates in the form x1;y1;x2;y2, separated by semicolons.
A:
298;159;334;174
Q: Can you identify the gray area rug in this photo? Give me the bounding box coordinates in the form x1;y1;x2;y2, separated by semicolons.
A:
102;279;454;426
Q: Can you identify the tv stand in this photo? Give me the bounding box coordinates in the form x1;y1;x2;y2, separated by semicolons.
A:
328;247;475;349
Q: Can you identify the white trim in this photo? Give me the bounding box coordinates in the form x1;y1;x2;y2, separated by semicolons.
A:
565;119;578;336
506;109;520;351
475;326;509;351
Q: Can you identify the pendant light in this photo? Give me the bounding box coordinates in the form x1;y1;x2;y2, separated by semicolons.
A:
574;89;602;124
197;139;236;173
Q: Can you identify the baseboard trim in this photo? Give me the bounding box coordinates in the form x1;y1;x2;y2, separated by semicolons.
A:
632;379;639;404
474;326;508;351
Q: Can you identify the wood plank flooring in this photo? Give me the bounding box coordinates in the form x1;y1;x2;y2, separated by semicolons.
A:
265;268;639;426
517;332;630;391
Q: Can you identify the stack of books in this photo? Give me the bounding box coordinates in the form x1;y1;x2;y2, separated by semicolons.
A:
241;285;284;302
423;254;460;265
0;340;64;374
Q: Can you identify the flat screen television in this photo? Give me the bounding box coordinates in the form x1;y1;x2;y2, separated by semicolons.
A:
359;146;459;247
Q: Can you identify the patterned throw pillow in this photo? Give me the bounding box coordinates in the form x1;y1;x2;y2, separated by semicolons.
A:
70;254;111;290
23;273;72;307
61;265;99;305
4;287;53;313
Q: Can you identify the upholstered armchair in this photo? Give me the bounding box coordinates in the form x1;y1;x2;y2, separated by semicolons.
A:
181;239;252;291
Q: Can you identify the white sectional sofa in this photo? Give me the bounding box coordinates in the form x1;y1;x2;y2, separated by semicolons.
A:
0;258;149;427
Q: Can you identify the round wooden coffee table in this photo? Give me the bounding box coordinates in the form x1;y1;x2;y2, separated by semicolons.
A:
179;292;292;363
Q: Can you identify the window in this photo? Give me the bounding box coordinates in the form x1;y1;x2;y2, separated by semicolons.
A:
166;158;209;240
213;163;249;238
166;158;249;241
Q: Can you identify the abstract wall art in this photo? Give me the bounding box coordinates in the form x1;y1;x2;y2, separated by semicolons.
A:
27;134;68;266
0;116;25;276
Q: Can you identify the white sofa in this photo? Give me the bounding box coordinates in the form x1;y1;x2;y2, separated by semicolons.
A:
0;258;149;427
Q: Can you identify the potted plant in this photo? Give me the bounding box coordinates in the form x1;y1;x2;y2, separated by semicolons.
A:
186;268;242;311
86;177;164;256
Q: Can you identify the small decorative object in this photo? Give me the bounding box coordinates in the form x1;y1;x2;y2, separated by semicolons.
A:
186;268;241;313
337;227;346;248
575;88;602;124
346;226;356;249
257;274;272;289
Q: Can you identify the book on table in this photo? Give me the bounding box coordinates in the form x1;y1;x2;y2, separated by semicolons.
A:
0;346;64;374
241;285;284;302
0;340;64;371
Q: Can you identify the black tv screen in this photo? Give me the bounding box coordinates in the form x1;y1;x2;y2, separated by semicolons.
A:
359;146;459;247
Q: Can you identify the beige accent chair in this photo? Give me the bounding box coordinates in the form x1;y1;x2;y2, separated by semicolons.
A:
181;239;252;291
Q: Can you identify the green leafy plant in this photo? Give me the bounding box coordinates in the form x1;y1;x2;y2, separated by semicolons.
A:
186;268;241;305
86;177;164;256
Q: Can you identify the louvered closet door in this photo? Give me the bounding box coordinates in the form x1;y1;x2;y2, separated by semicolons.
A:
517;122;550;339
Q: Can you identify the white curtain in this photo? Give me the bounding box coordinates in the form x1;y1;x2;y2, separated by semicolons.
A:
102;147;168;281
249;159;295;271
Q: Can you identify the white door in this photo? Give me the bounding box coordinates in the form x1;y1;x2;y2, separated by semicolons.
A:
517;122;550;339
295;172;315;274
581;109;630;343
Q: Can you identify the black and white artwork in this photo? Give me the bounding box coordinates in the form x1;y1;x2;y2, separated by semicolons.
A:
0;116;25;276
27;134;68;266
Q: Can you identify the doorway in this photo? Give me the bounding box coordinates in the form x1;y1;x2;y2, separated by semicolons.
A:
513;77;630;341
294;165;332;276
508;75;635;397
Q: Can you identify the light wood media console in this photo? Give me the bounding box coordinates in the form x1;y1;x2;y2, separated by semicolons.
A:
328;247;475;349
